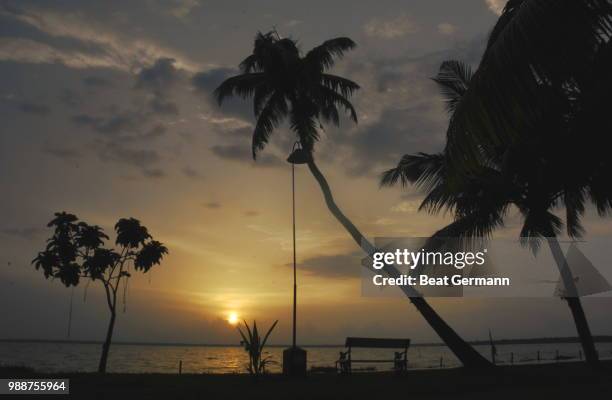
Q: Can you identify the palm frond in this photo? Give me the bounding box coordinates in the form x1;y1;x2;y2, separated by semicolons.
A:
320;74;360;98
305;38;356;71
563;188;586;238
316;85;358;124
252;92;288;158
380;152;445;190
214;73;266;105
432;60;473;113
446;0;612;173
519;209;563;253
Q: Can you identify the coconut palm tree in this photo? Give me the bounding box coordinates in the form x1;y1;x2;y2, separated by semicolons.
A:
382;59;603;367
214;32;491;368
443;0;612;177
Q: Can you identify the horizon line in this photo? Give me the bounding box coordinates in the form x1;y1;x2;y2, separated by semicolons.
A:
2;335;612;348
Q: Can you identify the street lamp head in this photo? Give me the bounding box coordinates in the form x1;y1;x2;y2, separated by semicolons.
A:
287;148;312;164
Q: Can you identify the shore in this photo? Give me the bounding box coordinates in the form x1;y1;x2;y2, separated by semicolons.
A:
2;360;612;399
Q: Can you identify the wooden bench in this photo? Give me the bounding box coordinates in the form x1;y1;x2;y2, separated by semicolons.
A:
336;337;410;374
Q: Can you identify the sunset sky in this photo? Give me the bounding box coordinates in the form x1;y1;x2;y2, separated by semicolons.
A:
2;0;612;346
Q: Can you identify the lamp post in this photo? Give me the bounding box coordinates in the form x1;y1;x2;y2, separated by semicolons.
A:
282;143;309;376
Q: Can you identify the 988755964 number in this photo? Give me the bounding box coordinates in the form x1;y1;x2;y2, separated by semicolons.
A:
1;379;69;395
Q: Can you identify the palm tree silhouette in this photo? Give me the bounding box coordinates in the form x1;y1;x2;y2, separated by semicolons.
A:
215;31;491;368
383;59;602;368
441;0;612;177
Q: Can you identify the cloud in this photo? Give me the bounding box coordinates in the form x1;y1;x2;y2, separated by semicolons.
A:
485;0;507;15
43;146;80;160
337;102;446;176
322;34;486;176
0;5;200;71
192;68;254;120
97;141;161;169
150;97;179;115
284;20;302;28
83;76;112;88
437;23;456;35
136;58;178;93
390;200;419;213
19;102;50;115
203;202;221;209
0;37;122;69
210;144;284;168
72;112;137;136
142;124;167;140
0;227;43;241
293;251;363;278
363;15;419;39
181;166;205;180
142;168;165;179
135;58;183;115
244;210;259;217
168;0;201;19
58;89;80;107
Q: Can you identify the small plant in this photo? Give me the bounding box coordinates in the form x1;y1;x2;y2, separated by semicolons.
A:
237;320;278;375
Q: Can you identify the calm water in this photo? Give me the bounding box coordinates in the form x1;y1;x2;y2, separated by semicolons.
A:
1;341;612;374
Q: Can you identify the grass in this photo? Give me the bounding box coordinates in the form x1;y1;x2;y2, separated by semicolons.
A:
1;361;611;399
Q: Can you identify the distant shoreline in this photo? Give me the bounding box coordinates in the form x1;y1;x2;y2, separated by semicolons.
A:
2;336;612;348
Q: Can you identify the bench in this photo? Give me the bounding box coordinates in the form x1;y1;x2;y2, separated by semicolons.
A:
336;337;410;374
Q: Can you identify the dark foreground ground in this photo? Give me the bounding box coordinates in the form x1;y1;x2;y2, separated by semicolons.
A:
1;361;612;399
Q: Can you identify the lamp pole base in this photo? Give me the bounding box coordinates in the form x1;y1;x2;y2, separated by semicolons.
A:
282;346;307;376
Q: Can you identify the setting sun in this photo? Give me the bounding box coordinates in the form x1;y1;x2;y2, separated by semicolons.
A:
227;312;239;325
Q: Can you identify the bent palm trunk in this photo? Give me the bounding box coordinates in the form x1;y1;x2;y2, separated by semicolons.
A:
306;159;492;368
547;238;599;368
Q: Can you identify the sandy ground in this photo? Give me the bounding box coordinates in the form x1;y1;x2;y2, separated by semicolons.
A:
1;361;612;399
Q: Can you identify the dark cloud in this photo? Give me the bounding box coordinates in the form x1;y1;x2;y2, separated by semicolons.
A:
143;123;167;139
210;144;283;168
203;202;221;209
181;165;204;180
192;67;252;120
244;210;259;217
58;89;81;108
135;58;183;116
339;102;446;176
97;141;160;169
142;168;165;179
71;111;138;136
292;251;363;278
19;102;51;115
149;96;179;115
136;58;178;93
191;67;234;94
83;76;112;88
326;35;487;177
0;227;43;241
43;146;81;160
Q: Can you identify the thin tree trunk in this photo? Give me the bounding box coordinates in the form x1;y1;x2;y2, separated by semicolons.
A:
547;238;599;368
306;159;492;368
98;310;116;373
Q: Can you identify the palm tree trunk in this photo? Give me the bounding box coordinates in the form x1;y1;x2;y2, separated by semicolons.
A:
98;310;116;373
306;159;492;368
547;238;599;368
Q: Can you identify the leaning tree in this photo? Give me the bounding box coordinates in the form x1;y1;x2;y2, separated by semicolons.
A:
383;57;612;368
33;212;168;373
214;31;491;368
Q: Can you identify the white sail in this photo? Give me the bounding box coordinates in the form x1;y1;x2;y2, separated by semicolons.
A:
554;243;612;297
